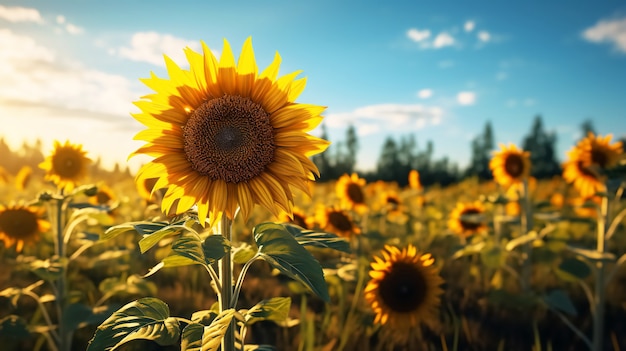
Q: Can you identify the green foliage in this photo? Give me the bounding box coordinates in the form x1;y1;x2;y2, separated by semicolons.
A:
87;297;180;351
180;309;238;351
543;290;577;316
244;297;291;325
556;257;592;282
0;315;31;339
283;223;351;253
253;222;330;302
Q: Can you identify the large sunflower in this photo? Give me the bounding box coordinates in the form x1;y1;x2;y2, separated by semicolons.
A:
489;143;531;187
131;38;329;225
0;204;50;252
364;244;444;334
39;140;91;192
335;173;367;212
448;201;487;237
577;132;623;169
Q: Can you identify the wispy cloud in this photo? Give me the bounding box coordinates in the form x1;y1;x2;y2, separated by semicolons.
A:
407;20;497;50
464;20;475;32
433;32;455;48
477;30;491;43
407;28;431;42
116;31;202;66
417;89;433;99
0;5;44;23
56;15;83;35
457;91;476;106
582;16;626;53
326;103;443;136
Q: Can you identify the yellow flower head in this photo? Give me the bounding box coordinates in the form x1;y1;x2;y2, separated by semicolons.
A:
0;204;50;252
408;169;422;190
277;206;313;230
335;173;367;212
448;201;487;237
489;143;531;187
131;37;329;226
364;244;444;337
315;205;361;239
15;165;33;191
562;147;606;198
577;132;623;169
39;140;91;192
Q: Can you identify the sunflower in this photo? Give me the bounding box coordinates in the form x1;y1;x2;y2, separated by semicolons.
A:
131;38;329;226
277;206;312;229
0;166;9;184
15;165;33;191
489;143;531;187
39;140;91;192
0;204;50;252
315;206;361;238
336;173;367;212
562;147;606;198
364;244;444;335
448;201;487;237
136;177;161;203
408;169;422;190
577;132;623;169
88;183;117;206
569;195;602;218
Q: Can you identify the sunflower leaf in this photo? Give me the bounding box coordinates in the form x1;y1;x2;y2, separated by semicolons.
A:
556;257;591;282
253;222;330;302
86;297;180;351
101;221;159;241
179;309;238;351
543;289;577;316
505;231;539;251
283;223;351;253
244;297;291;326
138;222;191;253
233;243;257;264
0;315;31;339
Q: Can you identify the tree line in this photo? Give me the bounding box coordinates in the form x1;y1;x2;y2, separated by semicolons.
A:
312;115;623;187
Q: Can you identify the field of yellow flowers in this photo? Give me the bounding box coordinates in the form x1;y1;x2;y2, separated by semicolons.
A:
1;38;625;351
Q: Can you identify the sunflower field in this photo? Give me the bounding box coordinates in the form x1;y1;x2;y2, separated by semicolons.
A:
1;38;626;351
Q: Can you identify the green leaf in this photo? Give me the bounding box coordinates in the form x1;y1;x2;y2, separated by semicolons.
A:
505;231;538;251
451;242;485;260
283;224;350;253
0;315;31;339
543;289;577;316
254;222;330;302
245;297;291;325
101;221;160;241
179;309;238;351
191;309;218;326
62;303;121;331
98;275;157;298
556;257;591;282
567;245;616;263
30;257;66;281
87;297;180;351
481;245;504;269
202;235;229;263
233;243;257;264
138;222;190;253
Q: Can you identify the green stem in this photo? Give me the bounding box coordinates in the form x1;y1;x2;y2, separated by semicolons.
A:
592;196;608;351
219;215;235;351
520;179;533;293
51;197;71;351
21;290;60;343
231;257;257;309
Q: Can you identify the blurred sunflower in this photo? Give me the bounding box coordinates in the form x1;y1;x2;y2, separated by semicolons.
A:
408;169;422;190
15;165;33;191
277;206;313;229
563;133;623;197
136;177;161;203
316;206;361;238
364;244;444;335
0;204;50;252
88;183;117;207
448;201;487;237
569;195;602;218
131;37;329;225
336;173;367;212
489;143;531;187
39;140;91;192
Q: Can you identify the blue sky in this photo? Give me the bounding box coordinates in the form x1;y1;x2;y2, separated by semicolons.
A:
0;0;625;172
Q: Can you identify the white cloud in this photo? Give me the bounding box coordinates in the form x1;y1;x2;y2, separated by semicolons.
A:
117;31;201;66
417;89;433;99
0;29;145;170
457;91;476;105
56;15;65;24
65;23;83;35
0;5;44;23
326;103;443;135
407;28;431;42
582;17;626;53
464;21;475;32
433;32;455;48
478;30;491;42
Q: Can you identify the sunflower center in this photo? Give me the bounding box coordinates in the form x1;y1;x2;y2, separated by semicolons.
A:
95;191;112;205
346;183;365;204
182;95;275;183
328;211;353;231
590;148;609;168
0;209;39;239
504;154;525;178
292;213;309;229
52;150;82;178
460;208;482;231
378;261;427;313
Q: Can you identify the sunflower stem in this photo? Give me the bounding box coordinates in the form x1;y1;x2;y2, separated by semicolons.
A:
520;178;533;293
219;215;235;351
592;195;608;351
51;196;71;351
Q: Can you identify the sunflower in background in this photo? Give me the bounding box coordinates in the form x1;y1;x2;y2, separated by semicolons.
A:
364;244;444;343
448;201;488;237
131;37;329;226
39;140;91;192
0;166;9;184
489;143;531;188
277;206;313;229
15;165;33;191
408;169;422;191
315;206;361;239
563;133;623;197
336;173;367;213
0;204;50;252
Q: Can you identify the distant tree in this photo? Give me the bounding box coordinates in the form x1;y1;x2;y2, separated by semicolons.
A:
311;124;333;180
344;124;359;174
376;136;401;182
580;119;596;139
466;121;495;179
521;115;561;178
